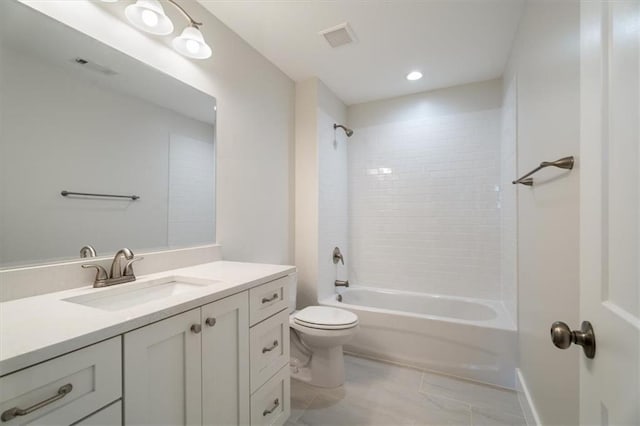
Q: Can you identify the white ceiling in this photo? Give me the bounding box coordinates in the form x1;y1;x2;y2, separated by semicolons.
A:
198;0;525;105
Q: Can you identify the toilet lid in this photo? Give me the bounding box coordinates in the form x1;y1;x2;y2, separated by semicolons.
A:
293;306;358;329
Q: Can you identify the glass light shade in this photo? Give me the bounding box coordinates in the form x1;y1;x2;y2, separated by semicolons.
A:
125;0;174;35
172;26;212;59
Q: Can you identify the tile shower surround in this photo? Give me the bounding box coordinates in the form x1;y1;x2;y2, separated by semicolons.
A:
348;109;502;300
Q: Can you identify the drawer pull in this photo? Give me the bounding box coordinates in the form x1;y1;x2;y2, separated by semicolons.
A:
261;293;279;304
262;340;279;354
1;383;73;422
262;398;280;416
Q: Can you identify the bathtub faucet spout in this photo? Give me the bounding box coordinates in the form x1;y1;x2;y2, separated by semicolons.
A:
335;280;349;287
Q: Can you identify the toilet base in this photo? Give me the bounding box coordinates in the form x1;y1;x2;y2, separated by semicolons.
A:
297;345;345;388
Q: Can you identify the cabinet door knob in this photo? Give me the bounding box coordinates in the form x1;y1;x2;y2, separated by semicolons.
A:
190;324;202;334
205;317;216;327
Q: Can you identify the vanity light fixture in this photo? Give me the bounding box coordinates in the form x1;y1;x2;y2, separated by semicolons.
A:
101;0;212;60
173;26;211;59
125;0;174;35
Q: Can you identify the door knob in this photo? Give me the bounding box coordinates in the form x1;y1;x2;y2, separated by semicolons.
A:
550;320;596;359
190;324;202;334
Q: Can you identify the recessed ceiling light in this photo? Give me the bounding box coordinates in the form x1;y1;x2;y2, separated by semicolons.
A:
406;71;423;81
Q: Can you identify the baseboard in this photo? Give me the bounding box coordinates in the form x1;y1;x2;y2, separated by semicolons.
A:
516;368;542;426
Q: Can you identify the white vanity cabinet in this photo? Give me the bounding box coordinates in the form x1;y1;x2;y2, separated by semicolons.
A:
0;337;121;426
123;291;249;425
1;266;296;426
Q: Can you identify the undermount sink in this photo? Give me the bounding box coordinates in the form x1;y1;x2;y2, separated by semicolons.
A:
64;277;223;311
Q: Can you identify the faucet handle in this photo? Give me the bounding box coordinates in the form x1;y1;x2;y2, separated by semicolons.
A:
123;257;144;277
82;264;108;284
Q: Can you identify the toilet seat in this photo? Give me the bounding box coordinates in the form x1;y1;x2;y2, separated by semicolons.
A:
293;306;358;330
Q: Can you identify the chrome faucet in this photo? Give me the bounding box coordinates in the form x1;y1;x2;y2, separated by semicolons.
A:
82;248;143;288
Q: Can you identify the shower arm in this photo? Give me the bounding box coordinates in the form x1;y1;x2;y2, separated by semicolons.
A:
333;123;354;137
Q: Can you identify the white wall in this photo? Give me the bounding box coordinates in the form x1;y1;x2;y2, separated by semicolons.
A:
294;78;348;307
17;0;294;265
346;80;507;301
505;1;581;425
0;44;214;267
294;79;319;308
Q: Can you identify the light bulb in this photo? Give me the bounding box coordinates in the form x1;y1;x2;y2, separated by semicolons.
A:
141;9;159;27
185;39;201;54
406;71;423;81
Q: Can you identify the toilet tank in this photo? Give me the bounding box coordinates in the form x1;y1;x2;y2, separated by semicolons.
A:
288;272;297;312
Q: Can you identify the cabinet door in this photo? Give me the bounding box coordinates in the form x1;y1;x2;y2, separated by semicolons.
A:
124;309;202;425
201;292;250;426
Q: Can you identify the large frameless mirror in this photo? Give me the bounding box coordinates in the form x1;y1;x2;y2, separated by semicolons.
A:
0;0;217;268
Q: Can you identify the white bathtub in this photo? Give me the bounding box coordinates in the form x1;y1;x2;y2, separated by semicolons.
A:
321;287;517;388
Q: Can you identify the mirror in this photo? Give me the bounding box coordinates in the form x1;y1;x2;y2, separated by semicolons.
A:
0;1;217;268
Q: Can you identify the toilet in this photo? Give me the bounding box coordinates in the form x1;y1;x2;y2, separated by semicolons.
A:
288;280;359;388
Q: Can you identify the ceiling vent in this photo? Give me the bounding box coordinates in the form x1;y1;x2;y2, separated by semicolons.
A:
319;22;357;48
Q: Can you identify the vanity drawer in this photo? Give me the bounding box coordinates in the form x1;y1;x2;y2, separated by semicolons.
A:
250;366;290;426
250;309;290;393
0;337;121;425
249;275;292;326
73;401;122;426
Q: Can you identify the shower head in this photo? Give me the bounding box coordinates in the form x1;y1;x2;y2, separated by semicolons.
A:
334;123;354;137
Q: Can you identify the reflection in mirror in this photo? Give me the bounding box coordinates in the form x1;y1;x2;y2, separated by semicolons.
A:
0;1;216;268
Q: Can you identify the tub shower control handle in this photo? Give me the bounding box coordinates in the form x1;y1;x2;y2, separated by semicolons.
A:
1;384;73;421
262;340;279;353
550;321;596;359
261;293;279;304
263;398;280;416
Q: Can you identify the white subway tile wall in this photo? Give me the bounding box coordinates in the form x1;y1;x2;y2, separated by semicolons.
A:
348;109;503;300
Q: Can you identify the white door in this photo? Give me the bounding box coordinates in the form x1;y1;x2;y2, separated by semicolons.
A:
580;1;640;425
201;292;250;426
124;309;203;425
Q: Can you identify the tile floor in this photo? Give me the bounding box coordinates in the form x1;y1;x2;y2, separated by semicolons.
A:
287;355;526;426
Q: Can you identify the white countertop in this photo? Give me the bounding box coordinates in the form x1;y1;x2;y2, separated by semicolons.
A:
0;261;295;376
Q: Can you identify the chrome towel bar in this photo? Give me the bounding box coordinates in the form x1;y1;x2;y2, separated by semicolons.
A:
61;190;140;200
512;156;574;186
